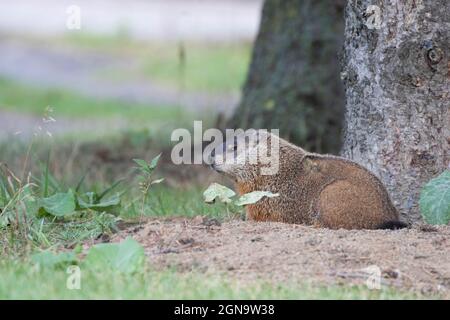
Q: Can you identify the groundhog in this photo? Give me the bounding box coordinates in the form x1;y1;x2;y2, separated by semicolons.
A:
210;130;407;230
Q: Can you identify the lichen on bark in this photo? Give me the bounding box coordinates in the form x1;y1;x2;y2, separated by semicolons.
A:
342;0;450;222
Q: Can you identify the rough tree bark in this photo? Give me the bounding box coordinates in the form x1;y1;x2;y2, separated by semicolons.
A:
229;0;346;154
341;0;450;223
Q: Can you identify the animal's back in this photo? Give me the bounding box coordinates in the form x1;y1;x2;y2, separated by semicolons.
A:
303;154;399;229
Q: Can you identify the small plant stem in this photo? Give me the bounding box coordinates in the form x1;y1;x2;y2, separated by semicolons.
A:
140;182;151;224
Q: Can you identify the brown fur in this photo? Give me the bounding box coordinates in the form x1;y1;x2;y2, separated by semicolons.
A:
212;132;401;230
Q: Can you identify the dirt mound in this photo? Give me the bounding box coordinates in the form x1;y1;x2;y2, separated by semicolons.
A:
113;217;450;298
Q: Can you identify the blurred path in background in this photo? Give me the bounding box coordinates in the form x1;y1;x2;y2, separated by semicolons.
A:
0;0;262;42
0;0;262;137
0;37;239;112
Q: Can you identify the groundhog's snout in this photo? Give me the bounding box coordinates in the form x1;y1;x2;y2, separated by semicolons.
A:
209;140;237;172
208;142;223;170
208;148;216;169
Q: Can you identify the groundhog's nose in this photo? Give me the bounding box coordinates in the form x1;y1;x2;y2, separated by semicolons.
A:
208;148;215;168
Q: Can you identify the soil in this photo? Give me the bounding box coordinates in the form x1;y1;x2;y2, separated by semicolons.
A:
111;216;450;298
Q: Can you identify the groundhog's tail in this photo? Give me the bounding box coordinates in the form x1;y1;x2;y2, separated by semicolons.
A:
377;221;409;230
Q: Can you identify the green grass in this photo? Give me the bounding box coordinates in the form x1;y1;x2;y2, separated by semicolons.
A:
139;42;251;92
0;78;185;124
0;147;431;299
0;187;233;257
0;145;234;257
61;30;135;50
61;33;252;93
0;261;420;299
124;186;240;219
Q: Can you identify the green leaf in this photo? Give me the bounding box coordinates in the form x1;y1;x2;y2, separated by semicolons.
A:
84;237;145;273
75;172;88;192
0;215;10;228
32;251;77;269
20;184;40;217
149;153;162;170
39;161;61;196
43;151;50;197
133;159;149;169
40;190;76;217
84;191;98;205
203;183;236;204
134;154;162;174
133;159;151;173
78;195;121;214
151;178;165;185
234;191;279;206
420;170;450;225
97;179;123;201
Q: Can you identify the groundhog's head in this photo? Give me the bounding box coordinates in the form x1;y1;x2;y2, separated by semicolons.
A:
209;129;281;182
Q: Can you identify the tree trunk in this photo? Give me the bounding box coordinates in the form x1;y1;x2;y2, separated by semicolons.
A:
341;0;450;223
229;0;346;154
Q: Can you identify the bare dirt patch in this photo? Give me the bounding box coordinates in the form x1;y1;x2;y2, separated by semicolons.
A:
112;217;450;298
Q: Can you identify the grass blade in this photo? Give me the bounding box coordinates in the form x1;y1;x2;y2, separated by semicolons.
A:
98;179;124;201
